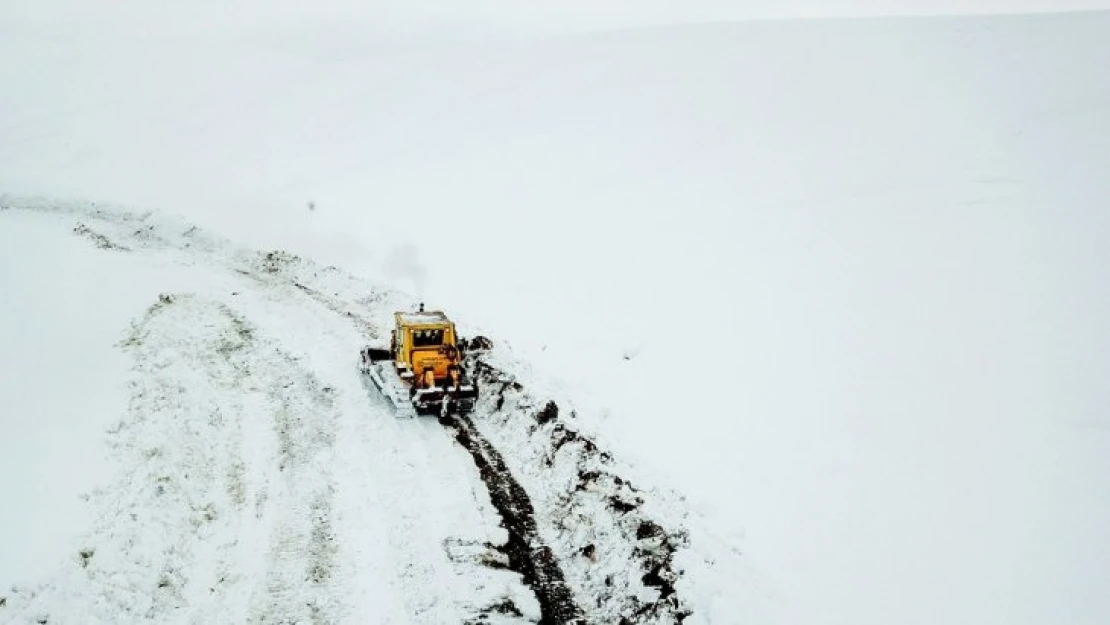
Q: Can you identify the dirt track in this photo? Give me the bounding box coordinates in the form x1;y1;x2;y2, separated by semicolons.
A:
446;414;585;624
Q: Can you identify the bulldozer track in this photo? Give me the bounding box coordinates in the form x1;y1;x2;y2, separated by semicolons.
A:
445;414;585;625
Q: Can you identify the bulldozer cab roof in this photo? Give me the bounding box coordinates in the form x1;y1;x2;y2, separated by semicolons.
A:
396;310;452;327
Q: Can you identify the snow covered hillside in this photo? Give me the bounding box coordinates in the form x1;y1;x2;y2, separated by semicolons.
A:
3;6;1110;625
1;200;756;624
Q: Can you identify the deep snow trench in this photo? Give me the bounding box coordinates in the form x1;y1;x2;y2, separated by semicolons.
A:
0;197;715;624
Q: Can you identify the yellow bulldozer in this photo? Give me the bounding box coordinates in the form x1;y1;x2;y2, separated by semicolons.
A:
359;304;479;417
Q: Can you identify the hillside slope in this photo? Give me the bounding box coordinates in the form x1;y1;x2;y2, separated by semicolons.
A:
0;199;767;624
3;9;1110;625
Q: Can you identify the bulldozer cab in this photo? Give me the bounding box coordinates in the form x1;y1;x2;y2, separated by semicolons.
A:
392;310;461;386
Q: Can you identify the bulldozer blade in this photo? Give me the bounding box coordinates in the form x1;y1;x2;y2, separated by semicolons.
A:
411;384;477;416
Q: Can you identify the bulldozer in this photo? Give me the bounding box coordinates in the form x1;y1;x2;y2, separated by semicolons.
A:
359;304;479;417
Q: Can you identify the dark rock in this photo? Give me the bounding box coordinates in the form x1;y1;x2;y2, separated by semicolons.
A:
536;401;559;425
468;335;494;350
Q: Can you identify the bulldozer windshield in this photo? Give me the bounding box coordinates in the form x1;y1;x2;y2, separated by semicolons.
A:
412;328;445;347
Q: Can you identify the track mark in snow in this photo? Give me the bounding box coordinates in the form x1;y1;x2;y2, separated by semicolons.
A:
1;290;349;624
255;249;384;340
470;361;694;624
246;348;342;625
446;415;585;625
72;222;130;251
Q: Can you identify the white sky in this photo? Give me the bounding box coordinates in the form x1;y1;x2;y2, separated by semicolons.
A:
5;0;1110;36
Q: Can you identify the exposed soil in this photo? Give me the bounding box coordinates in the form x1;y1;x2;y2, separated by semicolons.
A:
446;415;585;625
471;358;693;624
72;222;130;251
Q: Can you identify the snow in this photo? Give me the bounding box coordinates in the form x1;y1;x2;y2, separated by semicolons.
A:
0;204;543;624
397;311;451;326
0;211;207;590
3;5;1110;625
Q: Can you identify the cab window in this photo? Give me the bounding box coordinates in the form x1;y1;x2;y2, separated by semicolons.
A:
412;328;444;347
